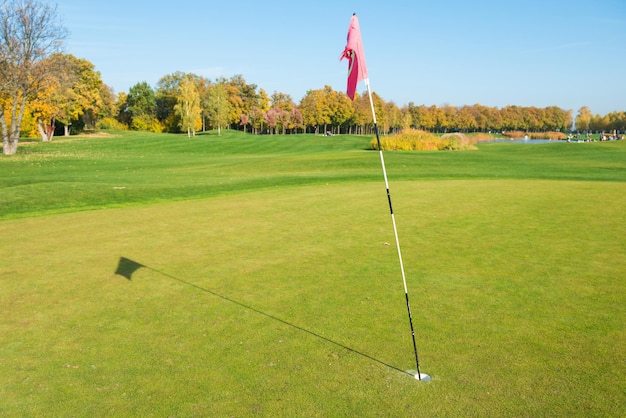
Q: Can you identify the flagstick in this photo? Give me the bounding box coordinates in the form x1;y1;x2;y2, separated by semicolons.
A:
365;78;429;381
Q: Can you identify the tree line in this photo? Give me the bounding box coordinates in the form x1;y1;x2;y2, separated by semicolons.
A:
2;0;625;155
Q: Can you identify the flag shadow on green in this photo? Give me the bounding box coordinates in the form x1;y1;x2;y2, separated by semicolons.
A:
112;256;411;377
114;257;145;280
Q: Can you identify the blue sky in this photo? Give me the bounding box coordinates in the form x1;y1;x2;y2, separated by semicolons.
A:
57;0;625;115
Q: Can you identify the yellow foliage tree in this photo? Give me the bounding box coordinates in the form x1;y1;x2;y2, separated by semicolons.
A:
0;0;66;154
25;54;104;141
174;75;202;138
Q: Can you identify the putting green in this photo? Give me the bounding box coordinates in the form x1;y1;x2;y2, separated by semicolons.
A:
1;179;624;416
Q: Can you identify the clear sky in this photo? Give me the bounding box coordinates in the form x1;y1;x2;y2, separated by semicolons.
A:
57;0;625;116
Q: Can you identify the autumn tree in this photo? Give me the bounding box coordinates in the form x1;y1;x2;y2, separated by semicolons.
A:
290;107;303;133
352;93;372;134
575;106;593;132
240;113;249;133
327;87;353;133
26;69;57;140
270;91;295;134
384;101;403;134
34;53;104;138
407;103;431;131
245;88;270;134
456;105;477;132
194;76;211;131
0;0;67;154
226;74;262;127
205;82;231;136
88;82;116;128
174;75;201;137
264;107;277;134
248;105;263;134
155;71;186;132
275;107;290;134
270;91;293;112
299;88;330;134
606;111;626;132
115;91;130;126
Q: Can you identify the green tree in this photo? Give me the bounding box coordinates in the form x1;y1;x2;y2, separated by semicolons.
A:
156;71;186;133
124;81;158;131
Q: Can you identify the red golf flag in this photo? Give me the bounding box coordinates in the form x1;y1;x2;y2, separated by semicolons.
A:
340;14;368;100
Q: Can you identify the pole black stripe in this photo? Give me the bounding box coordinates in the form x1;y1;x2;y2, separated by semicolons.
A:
405;293;421;379
372;121;422;378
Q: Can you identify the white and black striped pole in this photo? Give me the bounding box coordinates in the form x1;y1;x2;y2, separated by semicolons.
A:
365;78;430;381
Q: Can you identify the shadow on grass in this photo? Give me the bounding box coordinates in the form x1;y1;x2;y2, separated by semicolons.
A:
114;256;412;377
114;257;145;280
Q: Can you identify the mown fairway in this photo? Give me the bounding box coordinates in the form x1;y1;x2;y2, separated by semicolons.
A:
1;131;625;416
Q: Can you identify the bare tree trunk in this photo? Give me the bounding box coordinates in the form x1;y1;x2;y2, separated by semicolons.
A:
37;120;47;141
0;109;11;154
2;98;26;154
3;138;18;155
2;110;18;154
37;119;55;142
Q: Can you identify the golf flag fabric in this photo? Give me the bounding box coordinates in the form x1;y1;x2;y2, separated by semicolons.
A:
340;14;368;100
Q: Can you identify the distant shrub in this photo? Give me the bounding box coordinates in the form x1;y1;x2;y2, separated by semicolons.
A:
371;129;477;151
474;133;496;141
502;131;526;138
502;131;567;140
441;133;478;150
96;117;127;131
530;131;566;140
148;119;165;133
130;116;164;133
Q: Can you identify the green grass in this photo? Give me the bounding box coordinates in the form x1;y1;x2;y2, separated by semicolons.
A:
1;131;625;416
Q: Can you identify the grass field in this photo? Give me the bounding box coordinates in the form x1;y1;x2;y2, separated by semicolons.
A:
1;131;625;416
